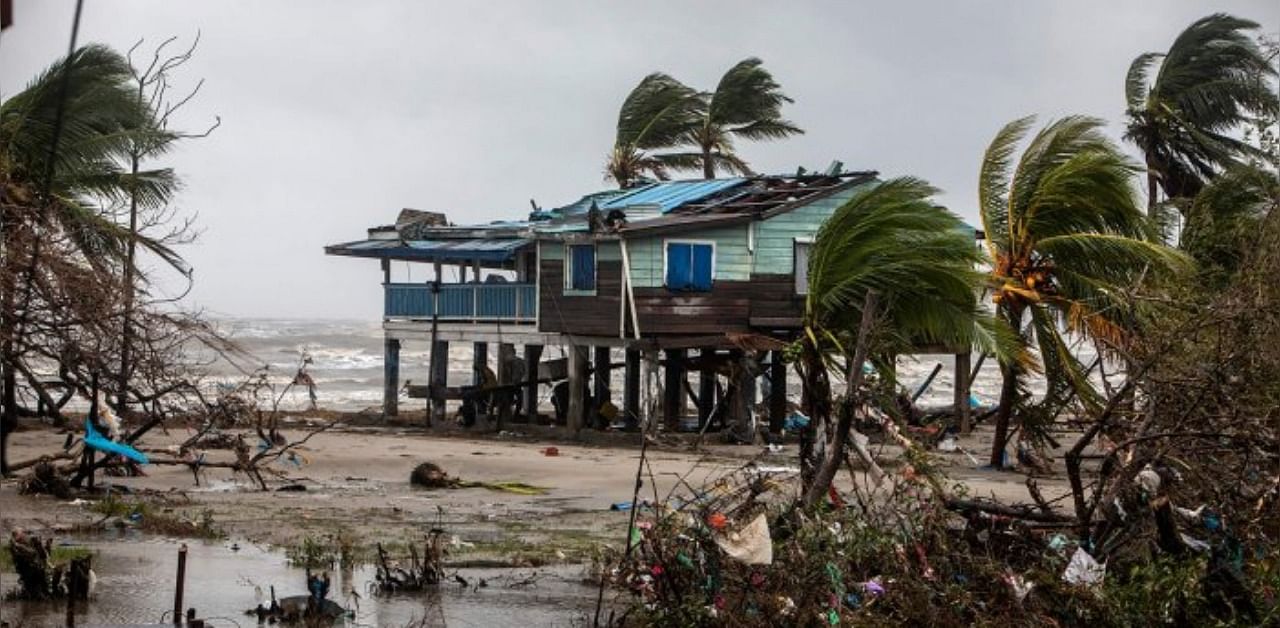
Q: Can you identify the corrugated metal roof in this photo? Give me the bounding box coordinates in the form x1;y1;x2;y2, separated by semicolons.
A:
326;237;530;262
600;178;746;213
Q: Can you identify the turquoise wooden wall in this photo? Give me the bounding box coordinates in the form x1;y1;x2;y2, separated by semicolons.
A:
751;183;867;275
626;224;751;288
537;180;879;288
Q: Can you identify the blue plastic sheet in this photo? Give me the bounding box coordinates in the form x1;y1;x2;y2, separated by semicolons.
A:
83;418;148;464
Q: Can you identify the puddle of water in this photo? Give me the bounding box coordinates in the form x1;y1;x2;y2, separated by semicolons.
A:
1;536;598;627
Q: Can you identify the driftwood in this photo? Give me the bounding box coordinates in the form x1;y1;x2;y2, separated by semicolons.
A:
8;531;92;600
375;531;445;591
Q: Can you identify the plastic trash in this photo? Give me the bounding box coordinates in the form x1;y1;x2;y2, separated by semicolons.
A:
783;412;810;431
1047;533;1068;551
1062;547;1105;586
1004;572;1034;602
1180;533;1210;552
862;578;885;596
1135;464;1161;495
541;447;560;457
714;513;772;565
83;419;148;464
937;437;958;452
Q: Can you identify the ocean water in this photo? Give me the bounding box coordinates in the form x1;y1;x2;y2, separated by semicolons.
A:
204;318;1053;413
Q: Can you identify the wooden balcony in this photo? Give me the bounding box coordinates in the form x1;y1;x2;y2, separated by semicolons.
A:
384;282;536;323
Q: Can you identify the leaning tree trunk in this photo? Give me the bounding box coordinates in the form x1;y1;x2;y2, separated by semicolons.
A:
989;301;1025;467
801;291;877;509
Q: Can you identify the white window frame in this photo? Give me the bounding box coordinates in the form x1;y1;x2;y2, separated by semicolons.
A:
662;238;717;291
563;243;597;295
794;237;813;296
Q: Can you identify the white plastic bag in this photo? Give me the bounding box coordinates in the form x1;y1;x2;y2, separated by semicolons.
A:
715;513;773;565
1062;547;1105;586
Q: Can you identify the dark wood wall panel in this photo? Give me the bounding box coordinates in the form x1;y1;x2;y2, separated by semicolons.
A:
540;265;804;337
539;260;623;335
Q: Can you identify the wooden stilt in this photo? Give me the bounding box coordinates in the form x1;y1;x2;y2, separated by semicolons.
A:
524;344;543;423
383;338;401;418
567;345;588;434
769;350;786;434
430;340;449;423
594;346;611;428
663;349;686;431
698;348;716;427
624;348;640;428
497;343;516;430
956;351;972;434
472;342;488;387
726;350;751;441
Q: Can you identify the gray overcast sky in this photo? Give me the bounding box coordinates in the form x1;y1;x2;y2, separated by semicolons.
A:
2;1;1277;321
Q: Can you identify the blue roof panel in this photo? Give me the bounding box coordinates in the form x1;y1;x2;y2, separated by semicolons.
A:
599;178;746;213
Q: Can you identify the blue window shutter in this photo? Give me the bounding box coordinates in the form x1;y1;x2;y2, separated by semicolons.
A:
666;243;691;290
571;245;595;290
691;244;713;291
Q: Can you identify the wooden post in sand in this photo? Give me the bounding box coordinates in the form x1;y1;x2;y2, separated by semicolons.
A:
567;344;588;433
523;344;543;423
769;350;787;435
662;349;686;431
593;346;611;426
624;348;640;428
383;338;400;418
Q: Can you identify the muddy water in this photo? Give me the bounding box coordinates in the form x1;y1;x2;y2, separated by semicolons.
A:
0;537;599;627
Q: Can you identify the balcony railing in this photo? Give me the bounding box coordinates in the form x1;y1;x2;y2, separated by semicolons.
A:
384;282;537;322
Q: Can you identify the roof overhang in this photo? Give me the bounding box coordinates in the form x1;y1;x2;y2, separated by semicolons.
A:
325;237;532;263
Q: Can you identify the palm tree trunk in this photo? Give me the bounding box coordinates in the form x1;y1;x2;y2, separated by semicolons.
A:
801;290;877;509
1;208;15;476
702;145;715;179
989;301;1024;467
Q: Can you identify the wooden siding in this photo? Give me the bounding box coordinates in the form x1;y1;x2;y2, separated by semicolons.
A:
538;258;623;335
629;274;804;335
626;224;750;288
752;183;866;275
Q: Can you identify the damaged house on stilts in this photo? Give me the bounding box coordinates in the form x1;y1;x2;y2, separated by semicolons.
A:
325;168;978;439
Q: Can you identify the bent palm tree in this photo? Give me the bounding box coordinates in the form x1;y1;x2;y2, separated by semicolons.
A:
604;73;702;188
660;58;804;179
1124;13;1278;211
1;44;183;269
1;44;184;473
797;177;1016;507
980;116;1190;467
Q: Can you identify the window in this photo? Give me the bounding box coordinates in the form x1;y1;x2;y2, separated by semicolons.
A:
794;239;811;295
665;241;714;292
565;244;596;292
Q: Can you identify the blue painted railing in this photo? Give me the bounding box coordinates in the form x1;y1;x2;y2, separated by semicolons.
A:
384;283;537;322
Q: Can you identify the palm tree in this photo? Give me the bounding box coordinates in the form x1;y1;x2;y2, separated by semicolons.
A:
980;116;1191;467
604;73;703;187
797;177;1015;508
1;44;183;473
1124;13;1278;212
605;58;803;185
658;58;804;179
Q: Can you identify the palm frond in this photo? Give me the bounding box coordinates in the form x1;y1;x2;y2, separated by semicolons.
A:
979;115;1034;258
614;73;702;150
1125;52;1164;110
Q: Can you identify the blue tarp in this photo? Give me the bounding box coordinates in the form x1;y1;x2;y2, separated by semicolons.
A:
83;418;148;464
666;242;713;291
